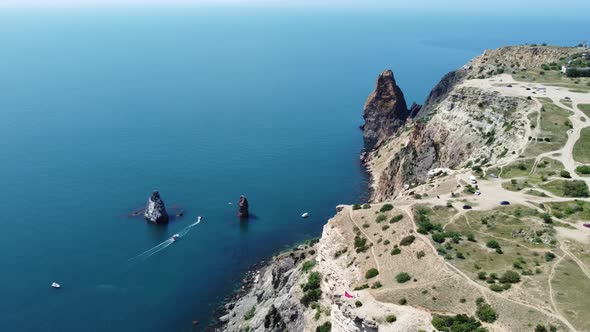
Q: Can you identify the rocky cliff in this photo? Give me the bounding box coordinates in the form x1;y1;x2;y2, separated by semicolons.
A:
363;45;577;201
361;70;410;150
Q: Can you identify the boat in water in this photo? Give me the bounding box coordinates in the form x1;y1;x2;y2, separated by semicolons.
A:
51;282;61;289
301;212;309;218
172;234;180;241
197;216;202;222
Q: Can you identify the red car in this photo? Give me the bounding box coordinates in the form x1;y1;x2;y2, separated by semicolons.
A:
584;224;590;229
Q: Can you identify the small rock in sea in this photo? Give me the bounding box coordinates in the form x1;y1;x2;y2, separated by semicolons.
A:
144;191;169;224
238;195;249;218
219;314;230;322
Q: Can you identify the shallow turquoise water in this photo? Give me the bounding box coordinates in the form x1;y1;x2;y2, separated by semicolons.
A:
0;8;587;331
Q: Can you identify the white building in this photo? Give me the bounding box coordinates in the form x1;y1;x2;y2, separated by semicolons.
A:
561;65;568;74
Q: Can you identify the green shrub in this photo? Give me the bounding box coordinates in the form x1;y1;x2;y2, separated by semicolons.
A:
417;250;425;259
380;204;394;212
499;270;521;283
400;235;416;246
365;268;379;279
563;180;589;197
354;236;369;253
391;247;401;255
560;170;571;178
545;251;556;262
302;260;316;272
362;204;371;209
355;300;363;307
316;322;331;332
396;272;411;283
477;271;487;280
490;284;504;292
375;214;387;223
575;165;590;175
486;240;501;249
353;283;369;291
431;314;485;332
398;298;407;305
390;214;403;223
385;314;397;323
371;281;382;289
432;232;446;243
352;204;362;210
244;305;256;320
535;325;548;332
301;272;322;307
476;303;498;323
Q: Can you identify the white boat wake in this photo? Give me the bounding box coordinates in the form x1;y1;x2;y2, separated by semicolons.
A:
128;218;202;263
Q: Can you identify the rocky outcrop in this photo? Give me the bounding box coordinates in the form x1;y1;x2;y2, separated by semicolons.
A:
370;84;534;201
214;245;315;332
144;191;169;224
362;70;409;150
415;68;467;119
238;195;249;218
408;101;422;118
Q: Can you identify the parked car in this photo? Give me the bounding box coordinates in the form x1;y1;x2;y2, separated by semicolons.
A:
463;205;473;210
500;201;510;206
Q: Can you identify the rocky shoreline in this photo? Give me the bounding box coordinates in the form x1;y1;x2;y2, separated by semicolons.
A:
205;260;269;331
209;239;322;332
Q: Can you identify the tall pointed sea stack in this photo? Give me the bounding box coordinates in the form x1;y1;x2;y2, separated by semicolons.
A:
238;195;249;218
361;69;410;150
144;191;169;224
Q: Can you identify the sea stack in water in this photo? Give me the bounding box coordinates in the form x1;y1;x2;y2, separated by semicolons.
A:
238;195;249;218
144;191;169;224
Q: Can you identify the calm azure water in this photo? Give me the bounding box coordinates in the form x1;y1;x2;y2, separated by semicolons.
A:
0;7;587;331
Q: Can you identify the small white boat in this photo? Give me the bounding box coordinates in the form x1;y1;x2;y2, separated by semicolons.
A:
172;234;180;241
197;216;202;222
301;212;309;219
51;282;61;289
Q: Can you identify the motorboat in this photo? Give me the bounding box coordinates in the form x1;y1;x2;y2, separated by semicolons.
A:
197;216;202;222
172;234;180;241
51;282;61;289
301;212;309;218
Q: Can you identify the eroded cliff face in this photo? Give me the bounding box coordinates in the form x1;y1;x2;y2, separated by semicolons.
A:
362;70;410;150
362;46;564;201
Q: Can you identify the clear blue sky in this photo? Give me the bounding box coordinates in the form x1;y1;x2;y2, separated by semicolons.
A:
1;0;589;15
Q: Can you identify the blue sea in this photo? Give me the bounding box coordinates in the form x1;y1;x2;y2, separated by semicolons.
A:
0;7;587;331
